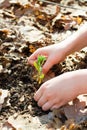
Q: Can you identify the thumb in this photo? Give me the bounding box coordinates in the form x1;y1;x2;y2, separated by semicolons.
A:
42;57;54;74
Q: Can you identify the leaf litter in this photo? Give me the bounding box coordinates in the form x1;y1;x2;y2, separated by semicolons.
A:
0;0;87;130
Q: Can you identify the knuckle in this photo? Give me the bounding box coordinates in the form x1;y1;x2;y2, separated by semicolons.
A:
46;93;52;99
41;85;46;92
41;82;48;91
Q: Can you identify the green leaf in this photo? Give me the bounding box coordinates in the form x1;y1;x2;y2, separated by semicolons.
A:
37;55;46;66
34;61;39;72
33;55;46;84
39;73;44;79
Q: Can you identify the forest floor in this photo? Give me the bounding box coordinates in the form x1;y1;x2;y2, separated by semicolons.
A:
0;0;87;130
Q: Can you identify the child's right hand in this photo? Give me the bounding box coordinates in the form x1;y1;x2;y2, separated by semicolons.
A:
27;44;66;74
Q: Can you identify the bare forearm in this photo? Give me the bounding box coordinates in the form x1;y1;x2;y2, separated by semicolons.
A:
70;69;87;95
62;24;87;56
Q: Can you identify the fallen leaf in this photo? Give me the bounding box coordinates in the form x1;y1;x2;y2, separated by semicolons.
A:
0;89;9;111
29;45;36;53
63;95;87;122
0;0;11;9
1;114;50;130
19;25;45;43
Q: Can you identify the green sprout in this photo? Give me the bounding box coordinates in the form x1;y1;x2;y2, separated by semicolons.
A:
33;55;46;84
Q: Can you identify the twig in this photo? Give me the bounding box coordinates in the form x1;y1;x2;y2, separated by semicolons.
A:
38;0;87;11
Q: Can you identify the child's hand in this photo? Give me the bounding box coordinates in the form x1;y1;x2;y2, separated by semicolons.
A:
34;71;80;111
28;44;66;74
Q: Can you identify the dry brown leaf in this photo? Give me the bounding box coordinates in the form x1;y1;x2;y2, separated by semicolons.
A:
11;1;41;17
0;0;11;9
42;4;60;18
53;15;83;31
10;0;29;6
63;95;87;122
29;45;36;53
51;95;87;129
73;16;83;25
1;114;50;130
34;4;60;26
0;89;9;111
19;25;45;43
2;10;15;18
0;28;10;35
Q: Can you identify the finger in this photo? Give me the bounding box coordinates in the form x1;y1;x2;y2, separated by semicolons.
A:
27;58;37;66
27;54;38;65
34;86;44;101
42;56;54;74
38;95;47;107
50;102;63;110
34;91;42;102
42;100;55;111
28;49;43;65
34;81;48;101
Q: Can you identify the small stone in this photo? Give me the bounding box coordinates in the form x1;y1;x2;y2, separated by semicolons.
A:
0;65;3;73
